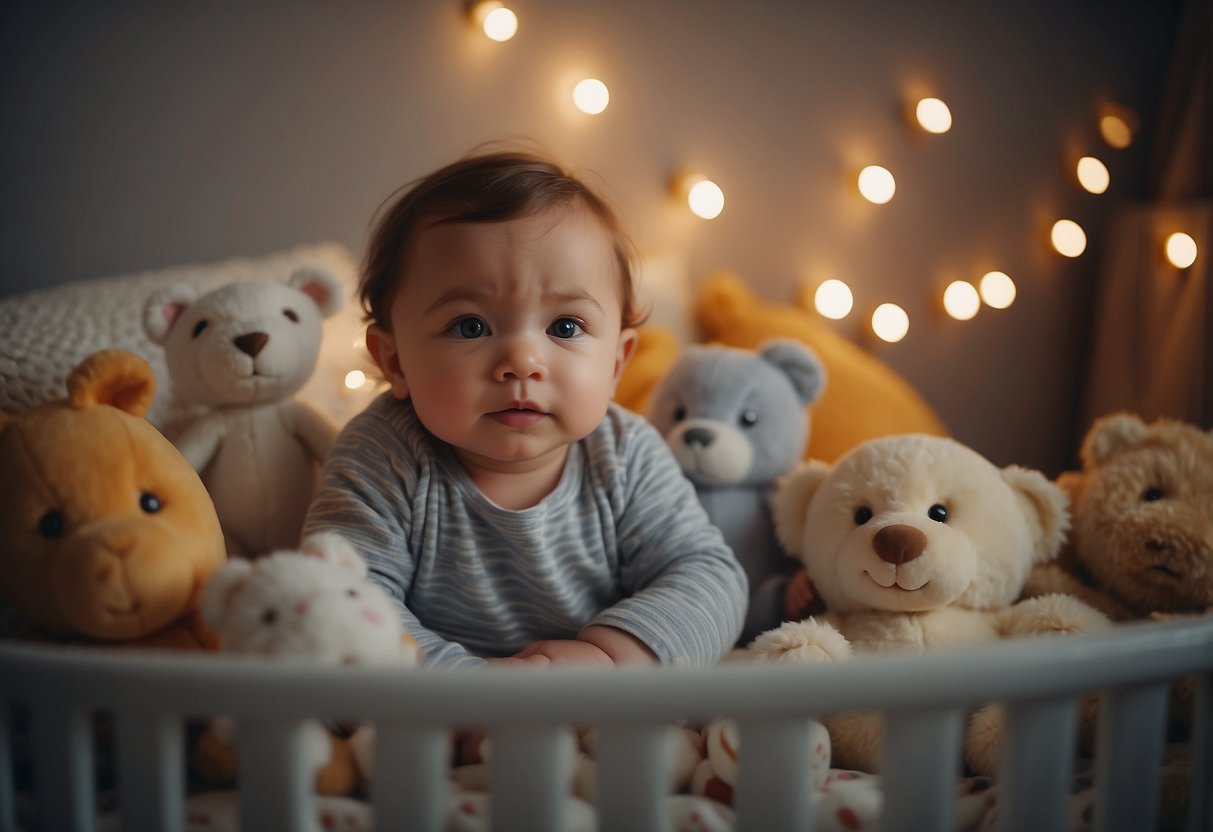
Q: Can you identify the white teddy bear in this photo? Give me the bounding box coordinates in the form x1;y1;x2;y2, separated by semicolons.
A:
194;531;419;796
142;268;344;558
749;434;1111;775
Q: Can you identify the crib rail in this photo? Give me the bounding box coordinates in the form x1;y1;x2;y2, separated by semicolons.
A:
2;616;1211;832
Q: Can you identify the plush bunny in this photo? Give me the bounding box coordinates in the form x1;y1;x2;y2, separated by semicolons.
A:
142;269;344;558
194;531;418;795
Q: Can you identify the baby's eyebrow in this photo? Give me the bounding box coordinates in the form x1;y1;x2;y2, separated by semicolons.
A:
426;286;490;313
543;289;604;313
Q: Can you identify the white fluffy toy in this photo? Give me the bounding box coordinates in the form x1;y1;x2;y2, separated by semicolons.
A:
194;531;419;796
143;268;344;558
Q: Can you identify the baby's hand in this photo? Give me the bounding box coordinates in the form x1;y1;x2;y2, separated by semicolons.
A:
512;638;614;666
485;654;551;668
783;568;823;620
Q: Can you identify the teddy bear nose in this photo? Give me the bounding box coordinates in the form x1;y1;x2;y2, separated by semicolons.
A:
874;524;928;565
234;332;269;357
683;427;716;448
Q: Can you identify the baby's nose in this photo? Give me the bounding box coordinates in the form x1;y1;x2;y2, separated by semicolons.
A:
495;336;546;381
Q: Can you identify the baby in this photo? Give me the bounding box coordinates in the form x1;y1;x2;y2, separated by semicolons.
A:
303;149;747;669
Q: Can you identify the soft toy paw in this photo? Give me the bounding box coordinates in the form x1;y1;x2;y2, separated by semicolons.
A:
689;718;831;807
0;349;226;648
143;269;345;558
648;340;826;643
195;531;419;795
757;434;1111;774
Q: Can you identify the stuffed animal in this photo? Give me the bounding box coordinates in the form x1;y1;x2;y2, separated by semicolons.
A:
694;272;948;463
748;434;1111;775
142;268;344;558
194;531;419;795
1021;412;1213;621
647;340;827;643
0;349;226;648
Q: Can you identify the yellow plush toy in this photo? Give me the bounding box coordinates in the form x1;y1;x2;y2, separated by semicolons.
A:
695;271;948;463
0;349;226;649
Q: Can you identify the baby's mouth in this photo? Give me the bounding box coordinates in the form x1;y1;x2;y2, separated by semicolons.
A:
489;406;547;428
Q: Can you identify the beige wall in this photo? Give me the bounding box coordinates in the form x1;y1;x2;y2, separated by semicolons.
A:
0;1;1180;474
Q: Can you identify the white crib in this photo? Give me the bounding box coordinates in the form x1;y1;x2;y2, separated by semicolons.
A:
1;616;1211;832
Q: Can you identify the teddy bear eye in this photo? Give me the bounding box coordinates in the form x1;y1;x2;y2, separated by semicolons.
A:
38;510;66;539
739;410;758;427
139;492;162;514
262;609;278;625
191;320;208;338
854;507;873;525
673;405;687;422
283;308;299;323
1142;487;1165;502
927;503;949;523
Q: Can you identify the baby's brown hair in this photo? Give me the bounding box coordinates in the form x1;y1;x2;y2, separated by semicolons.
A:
360;149;646;332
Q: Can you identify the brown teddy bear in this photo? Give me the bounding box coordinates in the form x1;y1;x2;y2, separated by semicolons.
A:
0;349;227;649
1022;412;1213;620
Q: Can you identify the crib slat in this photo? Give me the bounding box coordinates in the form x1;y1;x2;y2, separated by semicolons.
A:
0;705;15;832
1093;681;1169;832
490;725;576;832
734;717;815;832
595;723;668;832
371;722;448;832
115;709;184;832
881;707;963;832
237;718;319;832
30;702;95;832
1187;672;1211;832
996;697;1078;832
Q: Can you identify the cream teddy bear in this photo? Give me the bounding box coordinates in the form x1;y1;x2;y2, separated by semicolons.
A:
195;531;419;795
142;269;344;558
749;434;1111;775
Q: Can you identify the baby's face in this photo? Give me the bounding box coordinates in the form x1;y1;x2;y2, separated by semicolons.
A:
371;203;636;476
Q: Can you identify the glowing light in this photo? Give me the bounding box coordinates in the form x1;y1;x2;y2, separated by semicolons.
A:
572;78;610;115
1165;232;1198;269
472;1;518;41
942;281;980;321
1076;156;1110;194
1100;114;1132;149
915;98;953;134
344;370;367;390
814;279;854;320
871;303;909;343
979;271;1017;309
1051;219;1087;258
858;166;896;204
686;178;725;220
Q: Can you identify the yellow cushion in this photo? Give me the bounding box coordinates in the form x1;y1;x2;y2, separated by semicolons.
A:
614;326;680;416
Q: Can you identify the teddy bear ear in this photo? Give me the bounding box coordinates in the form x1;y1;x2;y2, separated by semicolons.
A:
300;531;368;577
142;286;199;344
1001;465;1071;563
1081;412;1149;467
758;340;827;406
288;266;345;319
772;460;832;554
66;349;157;417
198;558;255;632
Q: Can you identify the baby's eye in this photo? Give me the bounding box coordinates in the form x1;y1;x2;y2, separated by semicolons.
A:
191;320;208;338
283;308;299;323
449;317;488;339
547;317;583;339
38;510;66;539
139;492;162;514
854;507;873;526
927;503;949;523
1142;487;1165;502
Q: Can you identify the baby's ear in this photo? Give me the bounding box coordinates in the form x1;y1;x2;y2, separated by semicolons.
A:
772;460;831;555
301;532;368;577
198;559;255;631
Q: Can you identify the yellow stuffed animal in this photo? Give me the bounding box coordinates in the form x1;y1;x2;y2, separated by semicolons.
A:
0;349;226;649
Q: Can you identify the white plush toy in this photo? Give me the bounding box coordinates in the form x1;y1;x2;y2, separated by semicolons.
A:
194;531;419;796
749;434;1111;775
142;269;344;558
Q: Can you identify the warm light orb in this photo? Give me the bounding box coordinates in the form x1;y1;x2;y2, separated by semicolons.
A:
915;98;953;134
857;166;896;204
1165;232;1198;269
344;370;368;390
1051;219;1087;258
871;303;909;343
814;279;854;320
979;271;1017;309
1100;114;1132;149
1076;156;1110;194
943;280;980;321
572;78;609;115
687;178;725;220
473;1;518;41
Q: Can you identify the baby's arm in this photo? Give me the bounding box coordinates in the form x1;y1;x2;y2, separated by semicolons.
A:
510;625;657;666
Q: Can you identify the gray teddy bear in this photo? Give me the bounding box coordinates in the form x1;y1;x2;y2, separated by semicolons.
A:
648;340;826;645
